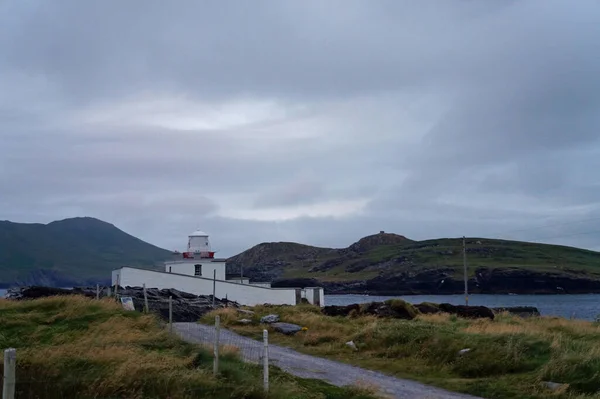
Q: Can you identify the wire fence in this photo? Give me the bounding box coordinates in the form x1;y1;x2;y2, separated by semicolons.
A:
1;287;270;399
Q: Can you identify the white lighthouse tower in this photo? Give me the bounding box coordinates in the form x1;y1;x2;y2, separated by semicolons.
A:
187;230;213;256
164;230;224;280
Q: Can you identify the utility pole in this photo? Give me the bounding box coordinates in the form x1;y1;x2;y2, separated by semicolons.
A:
463;236;469;306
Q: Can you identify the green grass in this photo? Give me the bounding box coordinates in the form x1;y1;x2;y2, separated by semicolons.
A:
0;217;169;286
276;237;600;282
0;296;376;399
206;305;600;399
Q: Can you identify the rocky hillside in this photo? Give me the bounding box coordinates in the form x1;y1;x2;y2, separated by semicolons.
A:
227;232;600;295
0;217;170;287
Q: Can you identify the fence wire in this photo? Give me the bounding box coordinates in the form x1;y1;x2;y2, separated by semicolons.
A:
2;289;271;398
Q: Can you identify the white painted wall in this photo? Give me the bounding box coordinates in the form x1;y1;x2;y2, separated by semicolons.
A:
188;235;211;252
112;267;303;306
251;282;272;288
164;260;226;280
200;261;226;280
304;287;325;306
165;261;194;276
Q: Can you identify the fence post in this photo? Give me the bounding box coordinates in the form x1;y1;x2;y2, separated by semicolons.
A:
96;284;100;300
168;296;173;333
213;315;220;375
143;283;149;313
263;329;269;393
212;269;216;308
3;348;16;399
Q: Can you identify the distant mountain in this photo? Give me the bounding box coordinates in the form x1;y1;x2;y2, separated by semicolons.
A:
0;217;170;288
227;232;600;295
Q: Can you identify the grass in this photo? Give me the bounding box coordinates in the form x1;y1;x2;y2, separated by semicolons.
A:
0;296;375;399
278;237;600;281
204;304;600;399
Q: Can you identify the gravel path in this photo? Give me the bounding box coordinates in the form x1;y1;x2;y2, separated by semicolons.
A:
173;322;482;399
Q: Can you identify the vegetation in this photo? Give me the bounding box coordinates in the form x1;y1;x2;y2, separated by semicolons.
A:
228;233;600;293
4;217;600;292
0;217;170;287
0;296;374;399
205;304;600;399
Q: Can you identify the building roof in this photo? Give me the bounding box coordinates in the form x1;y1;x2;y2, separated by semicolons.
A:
189;230;209;237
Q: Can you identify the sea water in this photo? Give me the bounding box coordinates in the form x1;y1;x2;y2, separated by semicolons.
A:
325;294;600;320
2;287;598;320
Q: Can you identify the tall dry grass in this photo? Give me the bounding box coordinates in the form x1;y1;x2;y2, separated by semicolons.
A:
208;304;600;399
0;296;375;399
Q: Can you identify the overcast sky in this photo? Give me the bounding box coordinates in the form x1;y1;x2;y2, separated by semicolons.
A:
2;1;600;256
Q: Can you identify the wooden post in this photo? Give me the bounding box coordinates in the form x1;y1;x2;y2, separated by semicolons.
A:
213;316;220;375
3;348;16;399
463;236;469;306
212;269;216;308
143;283;149;313
96;284;100;300
168;296;173;333
263;330;269;392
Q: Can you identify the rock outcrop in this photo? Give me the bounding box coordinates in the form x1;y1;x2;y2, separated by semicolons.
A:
6;286;236;322
226;234;600;295
322;300;497;320
322;299;419;320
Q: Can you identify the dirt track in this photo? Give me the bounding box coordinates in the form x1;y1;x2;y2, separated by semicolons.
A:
173;322;482;399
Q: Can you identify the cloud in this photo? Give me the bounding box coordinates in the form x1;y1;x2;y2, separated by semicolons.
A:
1;0;600;256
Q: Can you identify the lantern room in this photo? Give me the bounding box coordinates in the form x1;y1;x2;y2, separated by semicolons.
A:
186;230;215;258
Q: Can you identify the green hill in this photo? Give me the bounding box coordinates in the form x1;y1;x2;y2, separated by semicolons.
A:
0;217;170;287
227;232;600;294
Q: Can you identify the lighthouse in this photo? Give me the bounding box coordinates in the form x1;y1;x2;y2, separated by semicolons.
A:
186;230;215;258
111;228;325;307
165;230;224;279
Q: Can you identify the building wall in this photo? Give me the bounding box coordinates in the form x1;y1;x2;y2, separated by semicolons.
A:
112;267;302;306
164;260;226;280
188;235;210;252
303;287;325;306
250;282;272;288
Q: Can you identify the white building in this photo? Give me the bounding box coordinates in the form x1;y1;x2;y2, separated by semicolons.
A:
112;230;324;307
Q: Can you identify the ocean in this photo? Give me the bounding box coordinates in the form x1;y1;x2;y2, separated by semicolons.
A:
326;294;600;321
2;288;598;320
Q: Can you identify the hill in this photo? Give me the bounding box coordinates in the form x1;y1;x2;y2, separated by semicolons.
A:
0;217;170;287
227;232;600;295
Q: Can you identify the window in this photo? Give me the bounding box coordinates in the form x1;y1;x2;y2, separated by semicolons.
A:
194;264;202;276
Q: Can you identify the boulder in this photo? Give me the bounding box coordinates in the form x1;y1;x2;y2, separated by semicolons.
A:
272;322;302;335
238;319;253;325
260;314;280;324
438;303;495;320
414;302;441;314
322;304;361;317
458;348;471;356
322;301;418;320
380;299;418;319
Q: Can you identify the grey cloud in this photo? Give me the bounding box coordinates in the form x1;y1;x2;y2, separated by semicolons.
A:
1;0;600;255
